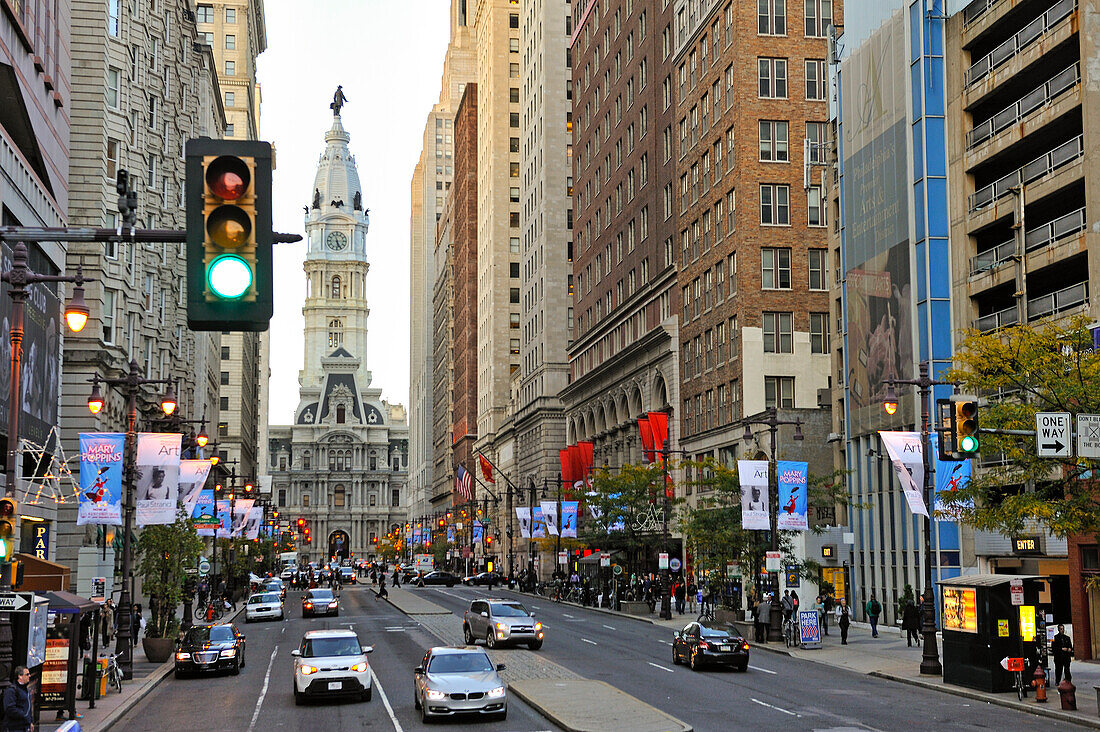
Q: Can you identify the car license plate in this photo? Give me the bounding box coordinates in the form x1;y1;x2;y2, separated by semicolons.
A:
327;682;342;691
720;645;731;651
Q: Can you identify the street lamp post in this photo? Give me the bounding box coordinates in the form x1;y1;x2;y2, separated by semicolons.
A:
0;241;92;684
659;445;673;621
740;407;804;642
87;361;176;679
882;361;947;676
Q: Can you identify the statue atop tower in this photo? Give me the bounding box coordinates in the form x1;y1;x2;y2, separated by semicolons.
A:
330;85;348;116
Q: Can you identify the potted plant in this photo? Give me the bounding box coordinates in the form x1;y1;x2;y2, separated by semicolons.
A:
137;514;203;663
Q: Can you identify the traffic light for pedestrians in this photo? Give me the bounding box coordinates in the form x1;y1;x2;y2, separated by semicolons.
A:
0;499;16;562
185;138;273;331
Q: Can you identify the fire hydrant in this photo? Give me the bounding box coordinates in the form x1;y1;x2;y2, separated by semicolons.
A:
1032;665;1048;703
1057;680;1077;711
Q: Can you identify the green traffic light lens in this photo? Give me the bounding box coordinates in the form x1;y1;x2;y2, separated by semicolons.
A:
959;435;979;453
207;255;253;299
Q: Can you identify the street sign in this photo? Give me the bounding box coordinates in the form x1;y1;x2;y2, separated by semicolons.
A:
558;551;568;565
600;552;610;567
669;558;681;572
1010;578;1024;606
765;551;781;572
198;559;212;575
1000;657;1025;672
1077;414;1100;458
658;552;669;570
1036;412;1072;457
184;567;199;576
0;593;31;612
612;563;623;575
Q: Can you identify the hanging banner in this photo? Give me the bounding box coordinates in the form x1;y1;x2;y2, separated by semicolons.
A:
473;521;483;544
135;433;182;526
243;507;263;540
179;460;212;519
446;526;455;543
515;507;532;538
193;489;218;533
78;433;125;525
531;506;546;537
738;460;770;530
413;527;422;544
776;461;809;531
560;501;578;538
231;499;255;537
540;501;560;536
214;500;232;538
878;431;928;516
932;433;971;519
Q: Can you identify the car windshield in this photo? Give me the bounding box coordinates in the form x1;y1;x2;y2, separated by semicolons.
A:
490;603;529;617
308;590;334;601
264;581;281;588
427;652;494;674
302;637;361;658
249;594;279;604
186;626;233;644
700;624;735;638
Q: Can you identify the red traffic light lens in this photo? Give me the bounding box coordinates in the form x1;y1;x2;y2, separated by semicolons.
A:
207;205;252;248
205;156;251;200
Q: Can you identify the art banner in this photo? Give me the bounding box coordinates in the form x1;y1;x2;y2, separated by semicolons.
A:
540;500;559;536
515;507;532;538
446;526;455;543
193;489;218;534
78;433;125;525
231;499;255;537
179;460;212;520
738;460;770;530
531;506;546;538
878;431;928;516
932;433;971;519
135;433;182;526
560;501;578;538
776;461;809;531
473;521;483;544
214;500;232;538
585;491;602;520
242;506;263;539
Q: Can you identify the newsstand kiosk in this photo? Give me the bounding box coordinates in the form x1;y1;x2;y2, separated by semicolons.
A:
939;574;1046;693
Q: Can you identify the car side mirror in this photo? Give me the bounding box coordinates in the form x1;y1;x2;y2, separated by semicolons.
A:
496;663;506;672
362;646;374;654
414;666;424;674
480;611;488;618
290;649;300;657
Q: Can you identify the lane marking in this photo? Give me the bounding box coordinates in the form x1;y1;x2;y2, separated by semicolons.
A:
582;638;597;645
562;613;574;618
246;644;278;732
748;664;776;675
657;640;672;646
370;667;404;732
751;698;799;717
647;661;674;673
602;624;616;630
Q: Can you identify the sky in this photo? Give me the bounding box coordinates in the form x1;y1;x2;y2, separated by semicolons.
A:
257;0;450;424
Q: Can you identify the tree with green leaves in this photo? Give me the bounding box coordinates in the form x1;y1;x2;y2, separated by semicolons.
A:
944;315;1100;537
136;512;204;638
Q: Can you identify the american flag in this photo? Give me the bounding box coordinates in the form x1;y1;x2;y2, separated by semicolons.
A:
456;465;474;502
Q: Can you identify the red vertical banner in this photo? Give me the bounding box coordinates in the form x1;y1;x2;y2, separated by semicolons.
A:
578;441;594;478
568;445;584;488
647;412;668;457
638;417;654;463
559;448;573;485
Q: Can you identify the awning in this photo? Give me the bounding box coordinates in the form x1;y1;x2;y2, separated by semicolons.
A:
938;573;1047;588
41;590;99;615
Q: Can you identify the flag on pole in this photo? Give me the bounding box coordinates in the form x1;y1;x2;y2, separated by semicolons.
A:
456;464;474;502
478;453;495;483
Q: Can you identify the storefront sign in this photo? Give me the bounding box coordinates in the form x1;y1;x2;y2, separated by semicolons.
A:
1019;605;1036;642
785;565;800;588
1011;536;1042;555
997;619;1010;637
821;567;847;604
40;638;69;709
91;577;106;603
32;523;48;560
942;587;977;633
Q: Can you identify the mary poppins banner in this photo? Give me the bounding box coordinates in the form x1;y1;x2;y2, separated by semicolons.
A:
776;461;809;531
194;489;218;534
560;501;578;538
179;460;212;519
77;433;125;525
135;433;182;526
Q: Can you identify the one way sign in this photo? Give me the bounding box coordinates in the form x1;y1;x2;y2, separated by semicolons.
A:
1036;412;1072;458
0;593;31;612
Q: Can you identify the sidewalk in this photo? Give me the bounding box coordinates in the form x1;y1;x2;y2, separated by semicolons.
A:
387;586;692;731
39;604;244;732
528;591;1100;729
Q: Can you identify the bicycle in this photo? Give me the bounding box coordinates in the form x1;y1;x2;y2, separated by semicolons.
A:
783;617;800;648
697;604;715;623
104;652;124;693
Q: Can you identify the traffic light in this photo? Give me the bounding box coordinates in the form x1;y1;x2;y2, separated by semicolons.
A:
244;483;254;494
0;498;16;562
485;535;493;547
437;518;445;529
955;398;980;455
185;138;273;331
297;518;305;530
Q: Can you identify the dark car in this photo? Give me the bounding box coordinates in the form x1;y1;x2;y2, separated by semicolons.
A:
416;571;458;587
174;623;246;677
463;572;504;587
303;588;340;617
672;621;749;671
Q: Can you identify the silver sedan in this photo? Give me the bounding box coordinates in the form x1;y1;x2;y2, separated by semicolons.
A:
413;647;507;722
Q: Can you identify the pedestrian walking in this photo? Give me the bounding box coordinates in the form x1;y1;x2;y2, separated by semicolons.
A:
686;582;697;614
130;604;144;643
1052;624;1074;685
815;595;828;636
392;569;400;588
674;581;685;615
376;580;389;600
865;595;882;638
902;600;920;647
757;594;772;643
1;666;33;732
781;591;794;625
835;601;851;645
101;600;115;647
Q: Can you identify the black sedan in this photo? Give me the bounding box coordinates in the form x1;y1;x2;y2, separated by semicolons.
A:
302;588;340;617
672;621;749;671
416;570;458;587
174;623;246;677
463;571;504;587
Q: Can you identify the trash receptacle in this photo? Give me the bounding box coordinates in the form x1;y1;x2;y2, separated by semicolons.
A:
80;658;99;701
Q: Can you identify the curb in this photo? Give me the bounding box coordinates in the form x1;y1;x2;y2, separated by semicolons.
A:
509;589;660;626
507;680;693;732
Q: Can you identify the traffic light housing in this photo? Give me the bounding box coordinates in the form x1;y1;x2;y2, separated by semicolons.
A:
0;498;16;562
186;138;273;331
297;518;305;530
955;398;980;455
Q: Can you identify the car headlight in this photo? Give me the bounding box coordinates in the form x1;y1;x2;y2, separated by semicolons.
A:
220;649;236;658
175;652;191;660
350;662;368;672
304;602;313;608
534;622;542;631
487;686;506;698
300;665;319;675
425;689;447;700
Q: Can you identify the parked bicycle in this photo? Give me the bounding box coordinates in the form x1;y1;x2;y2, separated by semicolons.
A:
104;652;124;693
784;617;800;648
697;604;715;623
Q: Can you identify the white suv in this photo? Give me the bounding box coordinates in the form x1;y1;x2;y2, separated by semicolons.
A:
291;629;373;705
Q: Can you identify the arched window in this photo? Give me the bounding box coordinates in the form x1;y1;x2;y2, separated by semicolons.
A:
336;404;346;424
328;318;343;349
331;275;341;298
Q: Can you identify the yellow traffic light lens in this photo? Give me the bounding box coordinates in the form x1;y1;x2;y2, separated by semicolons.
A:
207;255;253;299
206;205;252;248
205;156;251;200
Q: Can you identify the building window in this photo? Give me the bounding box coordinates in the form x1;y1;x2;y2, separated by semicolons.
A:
805;0;832;37
510;288;520;304
806;121;826;163
225;60;236;75
510;63;519;78
392;488;400;507
810;312;829;353
225;123;234;136
336;405;346;424
807;185;826;227
765;376;795;408
758;121;789;162
762;312;793;353
221;346;230;360
225;7;236;23
106;138;120;178
218;422;229;437
808;249;827;290
510;339;520;355
220;371;229;385
331;275;341;298
278;489;286;507
196;4;213;22
225;91;235;107
759;184;790;226
328;318;343;349
108;0;119;35
509;38;519;53
334;486;345;507
806;60;827;101
761;248;792;289
220;396;229;410
758;0;787;35
107;68;120;108
302;494;310;507
369;494;377;506
225;34;236;50
758;58;788;99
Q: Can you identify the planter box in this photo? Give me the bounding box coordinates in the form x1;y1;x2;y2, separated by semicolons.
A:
619;601;652;616
142;637;175;664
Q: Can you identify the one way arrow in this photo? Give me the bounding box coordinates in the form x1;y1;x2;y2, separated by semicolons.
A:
1042;440;1065;453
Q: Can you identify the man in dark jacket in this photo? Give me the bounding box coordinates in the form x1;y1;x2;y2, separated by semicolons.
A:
1052;624;1074;684
902;600;921;647
2;665;33;732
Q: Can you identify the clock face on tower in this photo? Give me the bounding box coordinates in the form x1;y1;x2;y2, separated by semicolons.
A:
327;231;348;251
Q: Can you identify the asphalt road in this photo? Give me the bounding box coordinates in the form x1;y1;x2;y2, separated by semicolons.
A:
416;584;1086;731
111;585;555;732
